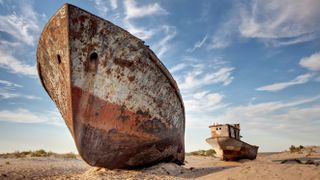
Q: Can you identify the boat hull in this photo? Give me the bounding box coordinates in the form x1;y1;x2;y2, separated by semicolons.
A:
37;4;185;169
206;137;258;161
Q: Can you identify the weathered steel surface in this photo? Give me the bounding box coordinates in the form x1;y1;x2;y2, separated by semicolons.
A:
37;4;185;169
206;137;258;160
206;124;258;161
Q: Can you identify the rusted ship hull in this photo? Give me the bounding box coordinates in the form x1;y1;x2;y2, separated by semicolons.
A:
206;137;258;160
36;4;185;169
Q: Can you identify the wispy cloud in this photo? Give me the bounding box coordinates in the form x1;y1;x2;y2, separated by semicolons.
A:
0;48;36;77
0;1;43;78
214;95;320;133
187;35;208;52
0;79;40;100
171;58;233;127
122;0;168;40
172;57;234;91
0;1;42;46
124;0;167;19
169;63;187;74
179;67;234;91
299;52;320;72
0;108;63;125
0;80;22;90
0;79;21;99
110;0;118;10
257;51;320;92
152;26;176;58
239;0;320;46
208;19;238;49
92;0;119;16
207;0;320;49
92;0;109;16
256;73;313;92
122;20;155;40
184;91;226;113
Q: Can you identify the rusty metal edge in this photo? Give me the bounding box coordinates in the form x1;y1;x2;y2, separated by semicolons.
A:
36;3;69;99
65;4;75;139
36;3;75;136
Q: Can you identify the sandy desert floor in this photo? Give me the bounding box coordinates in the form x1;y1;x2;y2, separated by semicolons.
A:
0;146;319;180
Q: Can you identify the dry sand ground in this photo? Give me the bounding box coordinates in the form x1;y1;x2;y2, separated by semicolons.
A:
0;146;319;180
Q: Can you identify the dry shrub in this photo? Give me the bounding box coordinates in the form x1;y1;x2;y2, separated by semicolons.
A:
289;145;304;153
186;149;216;157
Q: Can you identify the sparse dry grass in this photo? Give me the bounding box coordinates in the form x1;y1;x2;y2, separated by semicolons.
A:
0;150;78;159
289;145;304;153
186;149;216;157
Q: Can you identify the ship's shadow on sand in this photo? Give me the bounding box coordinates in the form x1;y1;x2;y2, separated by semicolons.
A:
272;157;320;165
140;163;238;178
85;163;238;179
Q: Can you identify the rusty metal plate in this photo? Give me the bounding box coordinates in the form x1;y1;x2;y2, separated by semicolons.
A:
37;4;185;169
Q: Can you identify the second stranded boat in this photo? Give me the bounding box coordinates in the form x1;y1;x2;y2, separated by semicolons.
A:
206;124;258;160
36;4;185;169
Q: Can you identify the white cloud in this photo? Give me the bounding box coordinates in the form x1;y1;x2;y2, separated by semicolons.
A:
208;0;320;48
124;0;167;20
208;36;230;49
239;0;320;46
172;58;233;128
110;0;118;10
0;1;42;46
0;91;41;101
256;73;312;92
122;19;155;40
0;79;40;100
208;19;237;49
0;79;22;90
256;51;320;93
169;63;187;74
0;79;21;100
0;108;63;125
152;26;176;58
179;67;234;91
299;52;320;71
122;0;168;40
187;35;208;52
0;92;19;100
23;95;41;100
0;48;36;76
184;91;226;113
214;95;320;133
93;0;109;16
92;0;120;19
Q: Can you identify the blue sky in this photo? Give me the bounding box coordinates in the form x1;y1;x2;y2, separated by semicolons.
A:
0;0;320;153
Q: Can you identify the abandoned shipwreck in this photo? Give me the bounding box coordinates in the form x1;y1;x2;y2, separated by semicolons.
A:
36;4;185;169
206;124;258;161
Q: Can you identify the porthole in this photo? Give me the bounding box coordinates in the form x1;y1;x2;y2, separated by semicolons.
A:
90;52;98;62
57;54;61;64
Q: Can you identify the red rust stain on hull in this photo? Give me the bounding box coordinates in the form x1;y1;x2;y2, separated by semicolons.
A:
71;86;184;169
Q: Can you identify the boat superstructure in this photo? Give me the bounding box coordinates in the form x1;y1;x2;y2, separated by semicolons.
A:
206;123;258;160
